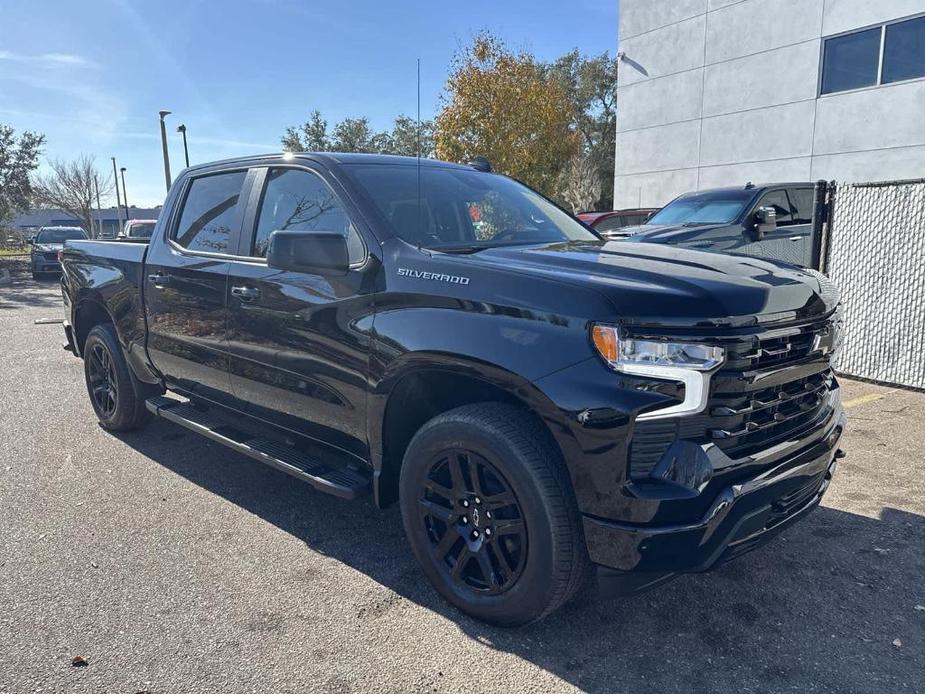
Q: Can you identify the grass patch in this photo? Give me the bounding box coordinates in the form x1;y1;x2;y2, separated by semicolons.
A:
0;248;29;257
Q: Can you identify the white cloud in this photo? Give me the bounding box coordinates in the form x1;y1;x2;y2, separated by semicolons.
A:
0;50;94;67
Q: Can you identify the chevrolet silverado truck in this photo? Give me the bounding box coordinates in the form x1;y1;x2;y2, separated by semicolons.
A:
602;182;829;269
60;153;846;626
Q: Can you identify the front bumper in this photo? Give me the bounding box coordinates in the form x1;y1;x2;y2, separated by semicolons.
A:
31;255;61;273
583;410;845;577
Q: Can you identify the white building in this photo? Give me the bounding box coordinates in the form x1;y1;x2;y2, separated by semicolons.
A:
613;0;925;208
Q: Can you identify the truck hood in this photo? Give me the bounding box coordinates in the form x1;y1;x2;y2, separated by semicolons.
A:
33;243;64;253
464;241;837;327
603;222;729;242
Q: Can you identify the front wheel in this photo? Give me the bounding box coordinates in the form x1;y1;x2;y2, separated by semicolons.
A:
399;403;590;626
83;323;155;431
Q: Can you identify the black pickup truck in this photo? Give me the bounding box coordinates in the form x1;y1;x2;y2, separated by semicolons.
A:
60;153;846;626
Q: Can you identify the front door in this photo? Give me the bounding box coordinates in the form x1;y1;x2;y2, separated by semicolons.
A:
144;169;249;406
743;187;813;267
223;165;374;457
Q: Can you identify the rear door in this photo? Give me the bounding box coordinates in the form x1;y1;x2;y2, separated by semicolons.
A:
222;164;374;457
144;168;251;406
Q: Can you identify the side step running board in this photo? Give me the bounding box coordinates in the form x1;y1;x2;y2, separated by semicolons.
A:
146;396;371;500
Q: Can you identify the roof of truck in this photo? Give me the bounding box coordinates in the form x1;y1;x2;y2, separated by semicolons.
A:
184;151;472;173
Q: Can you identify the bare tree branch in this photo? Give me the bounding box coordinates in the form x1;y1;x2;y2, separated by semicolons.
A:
33;155;113;236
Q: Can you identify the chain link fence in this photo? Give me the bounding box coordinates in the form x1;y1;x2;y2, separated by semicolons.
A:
824;179;925;390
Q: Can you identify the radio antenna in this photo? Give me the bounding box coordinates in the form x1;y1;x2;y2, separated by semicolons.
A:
416;57;423;249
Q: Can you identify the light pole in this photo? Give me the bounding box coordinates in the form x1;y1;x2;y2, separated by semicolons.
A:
158;110;172;191
177;124;189;168
111;157;124;232
94;175;104;239
120;167;129;219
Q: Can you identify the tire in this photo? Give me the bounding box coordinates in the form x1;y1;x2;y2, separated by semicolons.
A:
83;323;156;431
32;270;41;281
399;402;591;626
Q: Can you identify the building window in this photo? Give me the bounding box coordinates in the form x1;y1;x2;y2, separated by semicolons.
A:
821;14;925;95
821;27;881;94
882;16;925;84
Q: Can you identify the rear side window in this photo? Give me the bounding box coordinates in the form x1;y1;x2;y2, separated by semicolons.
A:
173;171;246;254
755;190;793;226
252;168;362;261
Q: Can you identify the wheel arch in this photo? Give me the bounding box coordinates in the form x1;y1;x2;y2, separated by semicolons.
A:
371;353;578;508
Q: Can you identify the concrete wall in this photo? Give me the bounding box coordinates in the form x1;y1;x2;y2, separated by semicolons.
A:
614;0;925;208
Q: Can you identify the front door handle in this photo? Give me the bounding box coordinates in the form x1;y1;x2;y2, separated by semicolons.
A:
147;272;170;286
789;236;802;242
231;285;261;301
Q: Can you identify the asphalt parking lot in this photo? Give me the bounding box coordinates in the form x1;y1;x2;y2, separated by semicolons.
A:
1;257;923;694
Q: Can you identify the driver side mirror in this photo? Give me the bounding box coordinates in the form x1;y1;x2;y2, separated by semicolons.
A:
753;206;777;240
27;236;34;245
266;229;349;276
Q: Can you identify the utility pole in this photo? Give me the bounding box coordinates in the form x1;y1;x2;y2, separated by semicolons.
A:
111;157;124;232
120;167;129;218
94;175;104;238
177;124;190;167
158;110;172;191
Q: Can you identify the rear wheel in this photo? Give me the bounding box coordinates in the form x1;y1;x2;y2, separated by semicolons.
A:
83;324;156;431
399;403;590;626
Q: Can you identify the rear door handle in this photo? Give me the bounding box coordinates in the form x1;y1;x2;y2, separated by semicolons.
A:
231;285;261;301
147;272;170;286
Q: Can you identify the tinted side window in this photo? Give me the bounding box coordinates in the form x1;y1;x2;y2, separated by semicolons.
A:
821;27;881;94
756;190;793;226
174;171;246;253
883;16;925;84
253;168;360;260
788;188;815;225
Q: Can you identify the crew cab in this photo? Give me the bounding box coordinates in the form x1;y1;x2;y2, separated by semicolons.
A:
603;183;826;269
60;153;846;625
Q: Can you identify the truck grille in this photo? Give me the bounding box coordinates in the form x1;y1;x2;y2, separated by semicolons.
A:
44;252;60;261
629;316;838;479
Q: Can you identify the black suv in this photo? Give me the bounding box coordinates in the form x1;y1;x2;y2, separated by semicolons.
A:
29;226;87;279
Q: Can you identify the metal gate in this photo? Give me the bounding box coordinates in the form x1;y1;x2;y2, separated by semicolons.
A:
823;179;925;390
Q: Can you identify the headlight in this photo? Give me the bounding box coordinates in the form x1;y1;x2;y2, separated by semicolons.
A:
591;324;725;421
591;325;725;372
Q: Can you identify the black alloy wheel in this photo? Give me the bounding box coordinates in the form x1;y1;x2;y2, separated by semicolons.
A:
418;449;527;595
87;342;118;419
400;403;590;625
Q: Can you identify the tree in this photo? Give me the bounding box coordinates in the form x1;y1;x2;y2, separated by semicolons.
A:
435;32;580;198
33;156;113;235
559;152;602;213
548;50;618;209
385;115;435;157
282;110;331;152
0;124;45;224
281;111;435;157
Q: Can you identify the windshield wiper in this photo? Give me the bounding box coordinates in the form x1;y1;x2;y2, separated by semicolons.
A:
432;240;549;255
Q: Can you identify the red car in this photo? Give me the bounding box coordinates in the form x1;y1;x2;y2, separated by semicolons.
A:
578;208;658;235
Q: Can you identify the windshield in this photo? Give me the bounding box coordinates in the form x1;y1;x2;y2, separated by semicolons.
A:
345;164;598;250
36;228;87;243
647;191;752;225
128;222;156;238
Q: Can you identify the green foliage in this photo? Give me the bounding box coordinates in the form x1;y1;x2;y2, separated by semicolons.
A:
0;124;45;224
282;112;434;157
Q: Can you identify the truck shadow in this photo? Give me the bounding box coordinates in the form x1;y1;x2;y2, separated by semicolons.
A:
115;420;925;693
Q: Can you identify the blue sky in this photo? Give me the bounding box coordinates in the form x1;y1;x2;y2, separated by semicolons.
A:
0;0;618;207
